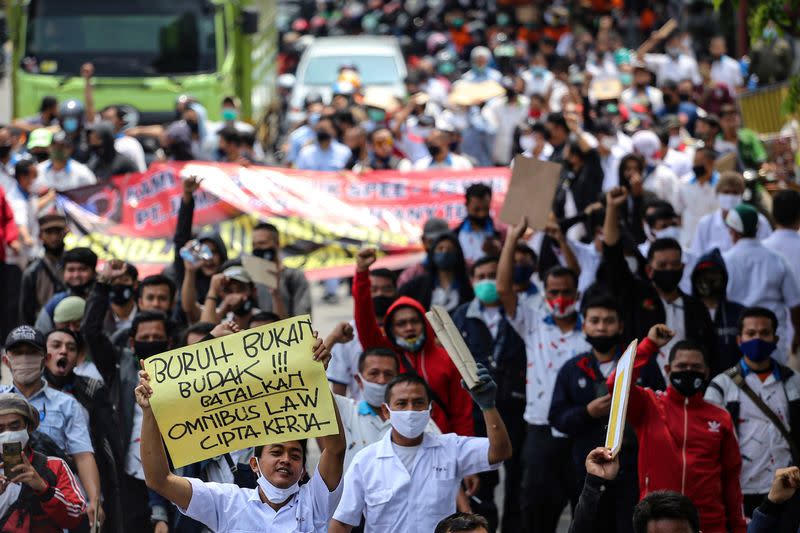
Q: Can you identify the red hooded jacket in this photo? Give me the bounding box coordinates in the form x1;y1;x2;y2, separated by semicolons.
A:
607;338;745;533
353;269;474;436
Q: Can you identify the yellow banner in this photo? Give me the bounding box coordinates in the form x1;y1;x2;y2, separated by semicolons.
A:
144;315;337;468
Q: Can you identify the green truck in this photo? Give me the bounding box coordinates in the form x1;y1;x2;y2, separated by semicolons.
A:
5;0;277;126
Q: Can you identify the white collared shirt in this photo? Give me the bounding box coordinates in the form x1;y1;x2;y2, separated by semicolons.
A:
690;209;773;258
335;395;441;473
34;159;96;193
333;431;498;533
180;467;342;533
675;172;721;247
723;239;800;363
710;55;744;89
763;229;800;285
508;303;590;426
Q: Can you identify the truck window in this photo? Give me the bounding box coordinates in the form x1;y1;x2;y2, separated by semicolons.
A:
302;55;400;86
23;0;217;77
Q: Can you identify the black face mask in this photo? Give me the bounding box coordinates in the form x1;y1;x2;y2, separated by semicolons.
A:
33;152;50;163
186;121;200;134
585;333;622;354
316;130;332;143
373;295;396;319
663;94;676;107
232;298;254;317
678;92;691;102
110;284;134;306
252;248;277;261
43;242;65;256
669;370;706;397
692;164;706;177
426;144;442;158
44;368;73;388
468;215;489;227
651;268;683;293
0;145;11;159
694;275;725;298
69;281;93;298
135;340;169;360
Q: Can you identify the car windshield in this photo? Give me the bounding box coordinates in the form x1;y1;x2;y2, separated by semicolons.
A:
302;55;400;86
24;0;216;76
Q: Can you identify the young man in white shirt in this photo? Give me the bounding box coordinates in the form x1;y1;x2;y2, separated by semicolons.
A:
763;189;800;285
675;147;720;248
709;36;744;91
135;336;347;533
723;204;800;365
330;371;512;533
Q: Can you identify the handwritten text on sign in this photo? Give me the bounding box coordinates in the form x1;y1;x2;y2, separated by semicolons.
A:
144;315;337;468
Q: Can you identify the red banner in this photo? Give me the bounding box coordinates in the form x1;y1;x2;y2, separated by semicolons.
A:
57;162;511;280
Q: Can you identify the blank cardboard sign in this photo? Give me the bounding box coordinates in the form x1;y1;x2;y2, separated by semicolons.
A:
499;155;562;229
241;254;279;289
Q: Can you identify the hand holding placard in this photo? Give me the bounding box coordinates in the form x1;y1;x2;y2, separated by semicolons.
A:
426;305;480;388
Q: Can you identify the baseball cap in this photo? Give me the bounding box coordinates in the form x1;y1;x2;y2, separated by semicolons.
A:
38;214;67;231
54;296;86;324
724;204;758;238
423;217;450;240
27;128;53;150
0;393;40;430
223;265;253;284
5;326;46;353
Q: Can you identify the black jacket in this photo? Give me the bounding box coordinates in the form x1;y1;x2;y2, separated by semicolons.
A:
18;255;64;325
596;241;719;388
552;149;604;219
398;233;473;311
87;122;138;180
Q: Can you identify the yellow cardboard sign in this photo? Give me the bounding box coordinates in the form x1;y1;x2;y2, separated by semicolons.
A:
144;315;337;468
605;339;638;458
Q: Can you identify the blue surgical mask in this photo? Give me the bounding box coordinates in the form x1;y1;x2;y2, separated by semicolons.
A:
433;251;458;270
739;338;777;363
222;108;238;122
512;265;535;284
63;117;79;133
395;334;425;352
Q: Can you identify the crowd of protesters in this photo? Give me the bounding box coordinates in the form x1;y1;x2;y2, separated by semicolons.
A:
0;0;798;532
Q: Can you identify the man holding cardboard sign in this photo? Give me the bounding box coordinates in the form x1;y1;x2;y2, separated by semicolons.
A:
605;325;746;533
136;329;347;533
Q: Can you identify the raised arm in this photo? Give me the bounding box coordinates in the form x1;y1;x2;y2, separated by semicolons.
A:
136;370;193;510
181;262;204;324
546;221;581;277
352;249;390;350
310;335;345;491
469;365;512;465
81;63;96;124
497;216;528;319
82;261;129;383
173;177;201;283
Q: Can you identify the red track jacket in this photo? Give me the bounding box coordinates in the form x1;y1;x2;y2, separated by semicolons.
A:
607;338;746;533
353;269;474;435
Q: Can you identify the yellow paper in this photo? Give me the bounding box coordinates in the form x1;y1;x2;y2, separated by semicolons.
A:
605;339;637;457
144;315;337;468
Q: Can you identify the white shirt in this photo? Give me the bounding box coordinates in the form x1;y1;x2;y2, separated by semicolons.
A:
180;468;342;533
333;431;498;533
710;55;744;89
621;86;665;115
567;239;602;293
125;403;144;480
335;395;441;473
115;135;147;172
458;224;494;263
326;321;363;401
482;96;530;165
508;303;591;426
763;229;800;285
690;209;773;258
412;153;473;170
675;172;720;248
643;53;702;86
644;164;680;207
723;239;800;363
480;306;502;339
706;366;799;494
34;159;96;192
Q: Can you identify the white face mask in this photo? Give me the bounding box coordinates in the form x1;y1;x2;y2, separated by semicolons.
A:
717;193;742;211
359;374;387;407
386;405;431;439
519;134;537;153
0;429;29;451
654;226;681;242
600;136;616;151
255;459;300;504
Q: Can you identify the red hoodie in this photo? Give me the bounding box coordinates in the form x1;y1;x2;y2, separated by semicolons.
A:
607;338;745;533
353;269;474;436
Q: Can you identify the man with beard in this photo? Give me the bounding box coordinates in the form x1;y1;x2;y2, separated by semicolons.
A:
19;214;68;325
35;247;97;334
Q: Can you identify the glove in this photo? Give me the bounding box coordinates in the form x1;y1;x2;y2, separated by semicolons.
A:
465;363;497;411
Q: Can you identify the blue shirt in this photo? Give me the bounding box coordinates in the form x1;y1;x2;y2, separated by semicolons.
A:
295;141;352;171
1;380;94;455
286;125;316;163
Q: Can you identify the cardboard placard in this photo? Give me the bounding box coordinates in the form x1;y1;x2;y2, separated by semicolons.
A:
714;152;737;173
499;155;562;229
448;80;506;107
144;315;337;468
426;305;480;388
241;254;279;290
605;339;638;457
